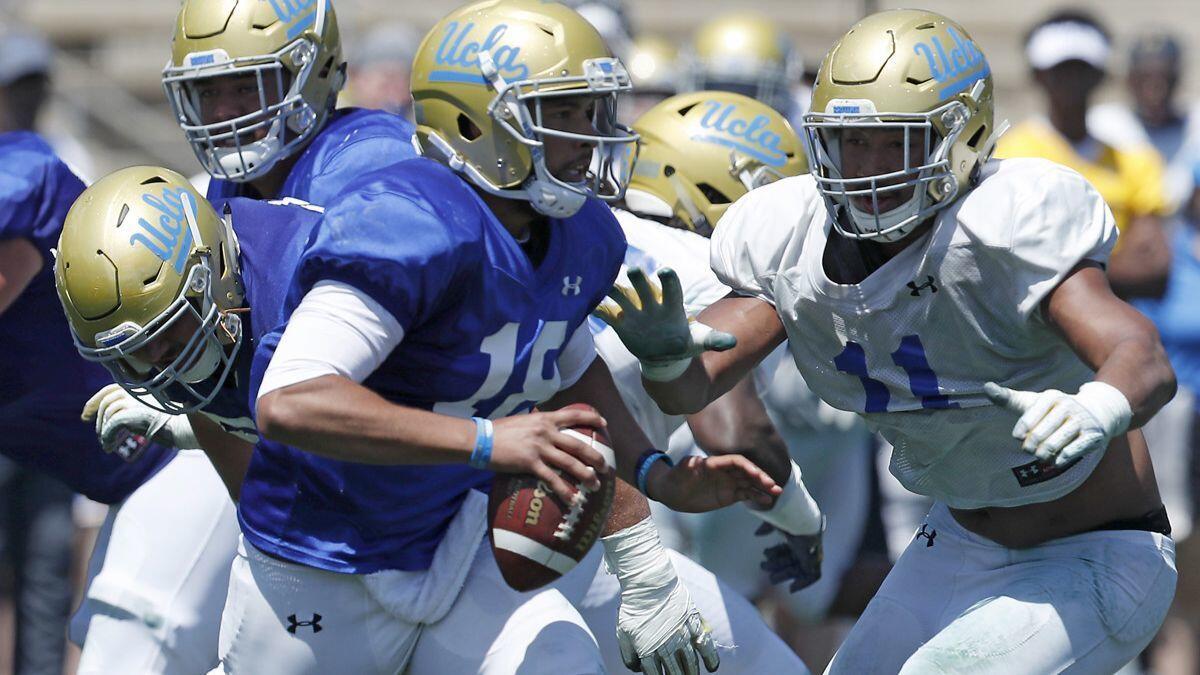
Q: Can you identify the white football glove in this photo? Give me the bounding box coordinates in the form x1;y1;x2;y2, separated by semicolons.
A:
602;517;719;675
593;267;735;382
81;384;201;459
984;381;1132;467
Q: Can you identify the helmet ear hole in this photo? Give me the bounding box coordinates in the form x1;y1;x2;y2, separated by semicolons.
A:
457;114;482;141
966;124;987;149
696;183;731;204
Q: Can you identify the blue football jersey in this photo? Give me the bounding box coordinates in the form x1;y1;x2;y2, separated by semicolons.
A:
240;158;626;573
0;132;177;503
206;108;417;206
187;197;324;439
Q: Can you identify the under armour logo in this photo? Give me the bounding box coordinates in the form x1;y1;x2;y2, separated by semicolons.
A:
907;275;938;296
562;275;583;296
286;613;323;634
915;524;937;547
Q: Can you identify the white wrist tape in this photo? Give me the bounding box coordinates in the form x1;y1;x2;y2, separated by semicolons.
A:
749;460;823;536
601;517;687;650
1077;381;1133;437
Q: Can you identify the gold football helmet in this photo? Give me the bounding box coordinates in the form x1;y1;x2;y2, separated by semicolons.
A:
410;0;639;218
55;167;244;414
163;0;345;182
627;91;807;236
682;13;801;116
804;9;998;242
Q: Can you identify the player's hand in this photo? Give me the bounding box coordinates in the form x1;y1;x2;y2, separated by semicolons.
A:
757;518;824;593
647;454;780;513
489;408;609;504
604;518;720;675
81;384;200;459
593;267;736;382
984;381;1132;467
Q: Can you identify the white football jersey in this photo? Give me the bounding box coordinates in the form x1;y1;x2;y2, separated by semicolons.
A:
712;159;1119;509
593;209;730;449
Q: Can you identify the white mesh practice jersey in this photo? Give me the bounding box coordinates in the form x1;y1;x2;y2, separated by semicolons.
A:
712;159;1119;509
593;209;731;449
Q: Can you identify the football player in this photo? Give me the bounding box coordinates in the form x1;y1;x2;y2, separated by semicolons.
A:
601;10;1180;673
162;0;416;204
222;2;780;674
582;90;822;673
55;166;332;674
610;88;887;649
0;135;169;675
0;134;234;675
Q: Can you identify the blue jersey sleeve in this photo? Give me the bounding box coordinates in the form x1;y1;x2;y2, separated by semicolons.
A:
0;133;85;258
295;172;480;331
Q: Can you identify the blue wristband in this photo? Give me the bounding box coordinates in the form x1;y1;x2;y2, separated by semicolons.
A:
469;417;494;469
635;449;673;497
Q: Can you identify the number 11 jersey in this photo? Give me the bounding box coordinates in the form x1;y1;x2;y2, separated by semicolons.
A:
712;159;1117;510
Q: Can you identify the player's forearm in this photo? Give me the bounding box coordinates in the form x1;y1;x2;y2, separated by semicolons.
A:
643;294;788;416
687;377;793;485
1094;333;1177;429
602;477;654;536
188;413;253;500
641;357;722;415
257;375;474;464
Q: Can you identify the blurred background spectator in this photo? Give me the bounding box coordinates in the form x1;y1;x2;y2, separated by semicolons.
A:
1091;33;1200;211
344;21;420;120
996;9;1172;301
0;29;92;181
0;24;84;675
621;35;680;119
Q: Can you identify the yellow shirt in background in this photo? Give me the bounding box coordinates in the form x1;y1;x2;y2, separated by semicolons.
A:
995;118;1169;235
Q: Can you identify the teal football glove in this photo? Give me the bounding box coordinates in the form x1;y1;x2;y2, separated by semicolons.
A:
593;267;736;382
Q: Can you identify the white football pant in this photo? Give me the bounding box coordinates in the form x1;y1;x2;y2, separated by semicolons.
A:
70;450;240;675
826;502;1176;674
212;535;604;675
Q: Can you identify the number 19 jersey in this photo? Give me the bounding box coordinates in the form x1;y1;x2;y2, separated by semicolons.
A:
712;159;1118;509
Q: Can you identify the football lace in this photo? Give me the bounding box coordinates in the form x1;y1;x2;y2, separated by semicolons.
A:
553;483;592;540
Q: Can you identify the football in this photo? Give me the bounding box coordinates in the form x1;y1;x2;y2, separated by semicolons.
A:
488;403;617;592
